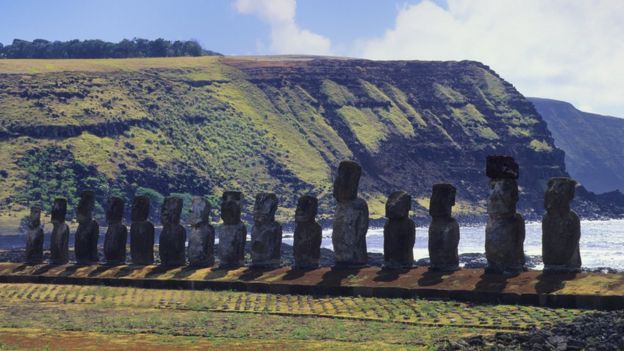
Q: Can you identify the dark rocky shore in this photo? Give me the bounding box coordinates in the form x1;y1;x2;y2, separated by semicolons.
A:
443;311;624;351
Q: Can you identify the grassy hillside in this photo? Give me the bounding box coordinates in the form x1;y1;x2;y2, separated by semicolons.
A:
529;97;624;193
0;56;567;226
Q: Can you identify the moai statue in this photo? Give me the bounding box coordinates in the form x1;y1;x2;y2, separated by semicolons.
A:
250;193;282;268
74;191;99;264
332;160;369;268
542;177;581;273
159;196;186;266
187;196;215;267
24;206;44;264
130;196;155;265
217;191;247;268
383;191;415;269
293;195;322;269
485;156;526;274
103;197;127;265
49;198;70;265
428;184;460;271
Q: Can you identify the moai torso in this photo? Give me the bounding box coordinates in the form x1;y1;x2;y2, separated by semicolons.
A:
383;191;415;269
484;156;526;274
25;206;44;264
75;191;99;264
50;198;70;265
293;195;322;269
542;177;581;272
428;184;460;271
159;196;186;266
218;191;247;268
104;197;127;265
188;196;215;267
251;193;282;268
130;196;155;265
332;161;369;267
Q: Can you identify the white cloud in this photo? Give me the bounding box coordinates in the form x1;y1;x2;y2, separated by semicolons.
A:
234;0;332;55
356;0;624;117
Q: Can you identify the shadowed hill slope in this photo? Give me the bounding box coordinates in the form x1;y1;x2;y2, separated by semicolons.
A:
0;56;605;223
529;97;624;194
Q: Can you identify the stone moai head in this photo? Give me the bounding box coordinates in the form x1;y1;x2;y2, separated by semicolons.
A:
486;155;519;179
161;196;183;225
295;195;318;223
51;198;67;223
106;197;124;224
28;206;42;229
333;160;362;202
131;196;150;222
429;184;456;218
221;191;242;225
545;177;577;212
385;191;411;219
254;193;278;224
189;196;210;226
76;191;96;224
487;179;519;216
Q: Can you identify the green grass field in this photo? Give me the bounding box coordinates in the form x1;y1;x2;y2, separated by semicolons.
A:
0;283;587;350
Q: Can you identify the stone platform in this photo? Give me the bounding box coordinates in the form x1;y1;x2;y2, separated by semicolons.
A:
0;262;622;310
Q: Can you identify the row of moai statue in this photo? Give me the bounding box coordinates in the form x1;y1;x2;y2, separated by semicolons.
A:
24;157;582;273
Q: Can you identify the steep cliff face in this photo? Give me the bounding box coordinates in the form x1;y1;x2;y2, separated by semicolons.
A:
0;57;571;222
529;97;624;193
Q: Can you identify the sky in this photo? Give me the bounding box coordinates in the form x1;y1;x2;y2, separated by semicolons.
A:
1;0;623;117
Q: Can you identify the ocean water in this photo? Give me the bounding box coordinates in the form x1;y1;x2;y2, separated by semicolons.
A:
282;219;624;270
2;219;622;270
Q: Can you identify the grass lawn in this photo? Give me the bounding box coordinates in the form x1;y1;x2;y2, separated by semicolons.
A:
0;283;587;350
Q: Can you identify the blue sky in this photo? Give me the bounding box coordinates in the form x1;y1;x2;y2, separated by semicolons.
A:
1;0;623;117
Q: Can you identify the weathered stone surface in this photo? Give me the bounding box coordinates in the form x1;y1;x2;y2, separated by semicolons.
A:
543;177;581;272
74;191;99;264
486;155;519;179
332;161;369;267
485;177;526;273
159;196;186;266
251;193;282;268
49;198;70;265
24;206;44;264
103;197;127;265
428;184;460;271
188;196;215;267
332;160;361;202
218;191;246;268
293;195;322;269
383;191;415;269
130;196;154;265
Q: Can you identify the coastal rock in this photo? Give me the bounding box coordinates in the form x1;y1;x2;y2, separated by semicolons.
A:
159;196;186;266
428;184;460;271
130;196;155;265
251;193;282;268
218;191;246;268
383;191;415;269
24;206;44;264
103;197;127;265
187;196;215;267
543;177;581;272
293;195;322;269
74;191;99;264
485;172;526;274
332;161;369;267
49;198;70;265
